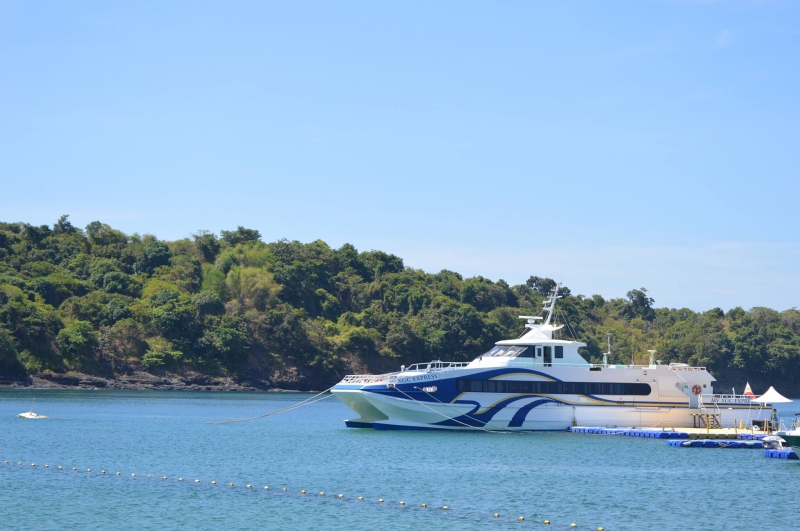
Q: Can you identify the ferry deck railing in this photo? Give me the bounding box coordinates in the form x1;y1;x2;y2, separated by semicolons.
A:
340;361;470;385
402;361;470;372
339;374;393;385
341;362;712;382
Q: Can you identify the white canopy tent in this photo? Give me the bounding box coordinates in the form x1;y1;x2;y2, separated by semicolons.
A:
752;386;793;404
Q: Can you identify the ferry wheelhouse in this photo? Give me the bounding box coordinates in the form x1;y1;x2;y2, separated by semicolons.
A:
331;286;771;431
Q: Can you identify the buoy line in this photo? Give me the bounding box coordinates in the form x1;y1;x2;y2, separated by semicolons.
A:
211;387;335;424
1;458;607;530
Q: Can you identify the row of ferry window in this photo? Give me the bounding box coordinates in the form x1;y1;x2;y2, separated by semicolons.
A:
483;345;563;358
456;379;652;396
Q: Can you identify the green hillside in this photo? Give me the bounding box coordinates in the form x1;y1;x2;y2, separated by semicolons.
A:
1;216;798;394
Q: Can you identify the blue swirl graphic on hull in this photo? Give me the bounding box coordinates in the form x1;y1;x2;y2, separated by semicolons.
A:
432;396;556;428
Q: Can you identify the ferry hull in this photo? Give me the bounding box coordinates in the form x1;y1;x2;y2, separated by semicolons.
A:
332;385;770;432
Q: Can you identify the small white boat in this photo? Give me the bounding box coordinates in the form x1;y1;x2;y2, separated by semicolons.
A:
18;399;47;419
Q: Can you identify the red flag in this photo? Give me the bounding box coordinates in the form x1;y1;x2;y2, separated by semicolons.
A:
743;382;755;398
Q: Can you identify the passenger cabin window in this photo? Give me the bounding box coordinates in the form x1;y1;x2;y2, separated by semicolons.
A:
555;346;563;358
456;380;651;396
516;347;534;358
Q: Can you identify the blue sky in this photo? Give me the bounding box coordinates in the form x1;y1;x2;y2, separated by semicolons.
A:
1;1;798;311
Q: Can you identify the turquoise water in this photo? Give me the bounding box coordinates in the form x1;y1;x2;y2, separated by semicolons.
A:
2;390;797;531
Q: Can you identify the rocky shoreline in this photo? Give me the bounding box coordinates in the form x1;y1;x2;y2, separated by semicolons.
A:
0;371;326;392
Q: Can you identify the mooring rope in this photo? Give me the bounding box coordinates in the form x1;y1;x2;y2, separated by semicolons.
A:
211;387;335;424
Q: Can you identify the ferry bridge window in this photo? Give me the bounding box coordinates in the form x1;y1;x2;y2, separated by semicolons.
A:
480;346;531;358
456;380;651;396
555;346;563;358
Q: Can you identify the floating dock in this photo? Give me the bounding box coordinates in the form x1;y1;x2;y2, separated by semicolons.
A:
570;426;768;440
764;449;799;460
666;439;763;448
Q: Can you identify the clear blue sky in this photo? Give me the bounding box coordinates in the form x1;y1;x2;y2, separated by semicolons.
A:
1;1;798;311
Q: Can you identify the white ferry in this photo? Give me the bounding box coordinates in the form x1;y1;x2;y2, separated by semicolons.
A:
331;286;771;431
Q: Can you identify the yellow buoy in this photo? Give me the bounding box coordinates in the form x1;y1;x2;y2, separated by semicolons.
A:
420;503;427;508
494;513;500;518
337;494;343;498
45;465;49;468
301;490;306;494
147;475;152;478
195;479;199;483
211;481;217;485
247;485;251;489
3;461;7;464
598;527;605;531
442;506;449;510
31;464;36;467
72;467;77;471
518;516;525;521
319;491;324;496
399;501;405;505
116;472;121;476
282;488;287;492
101;470;106;474
544;520;550;525
358;496;363;501
87;469;91;472
132;474;136;477
228;483;234;487
571;524;577;528
179;478;184;482
17;462;21;466
58;466;62;470
378;499;384;503
264;486;269;490
163;477;168;481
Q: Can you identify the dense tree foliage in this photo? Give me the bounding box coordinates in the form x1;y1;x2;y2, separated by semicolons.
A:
0;216;798;393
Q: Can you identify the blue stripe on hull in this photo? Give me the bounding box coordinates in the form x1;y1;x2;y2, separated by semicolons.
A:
344;420;373;428
369;422;569;432
371;423;445;431
508;399;550;427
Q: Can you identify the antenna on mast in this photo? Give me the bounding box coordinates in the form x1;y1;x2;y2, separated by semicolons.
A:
542;284;561;326
603;332;611;368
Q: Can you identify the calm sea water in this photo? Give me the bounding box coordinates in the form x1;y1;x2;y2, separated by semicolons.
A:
1;389;797;531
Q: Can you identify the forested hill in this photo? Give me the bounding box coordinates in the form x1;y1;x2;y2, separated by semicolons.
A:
1;216;798;395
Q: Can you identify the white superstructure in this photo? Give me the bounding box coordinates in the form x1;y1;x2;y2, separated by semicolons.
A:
332;286;771;431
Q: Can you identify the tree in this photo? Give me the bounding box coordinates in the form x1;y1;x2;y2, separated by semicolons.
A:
0;325;22;371
193;291;226;316
57;320;99;369
194;232;221;263
220;226;261;246
135;240;172;274
622;287;655;321
53;214;77;235
526;276;557;297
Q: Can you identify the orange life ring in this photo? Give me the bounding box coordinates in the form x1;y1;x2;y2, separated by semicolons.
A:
692;385;702;396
